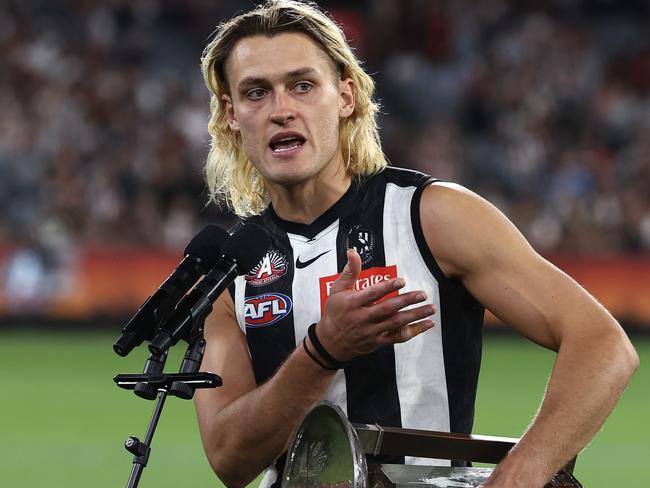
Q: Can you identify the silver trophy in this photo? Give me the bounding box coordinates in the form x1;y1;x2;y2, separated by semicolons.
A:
282;401;582;488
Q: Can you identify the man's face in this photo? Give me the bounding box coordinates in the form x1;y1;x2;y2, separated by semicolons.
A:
222;32;355;188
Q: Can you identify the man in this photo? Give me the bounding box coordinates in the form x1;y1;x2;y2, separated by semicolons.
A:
195;2;638;487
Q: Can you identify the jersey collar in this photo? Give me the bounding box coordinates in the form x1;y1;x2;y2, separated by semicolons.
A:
268;178;361;239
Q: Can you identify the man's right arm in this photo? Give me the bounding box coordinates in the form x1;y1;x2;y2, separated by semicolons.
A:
194;290;336;488
194;249;435;488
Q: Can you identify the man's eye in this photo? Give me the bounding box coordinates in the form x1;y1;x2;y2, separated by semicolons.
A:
293;82;313;93
246;88;266;100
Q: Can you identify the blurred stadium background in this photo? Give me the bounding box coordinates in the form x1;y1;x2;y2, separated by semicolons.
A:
0;0;648;486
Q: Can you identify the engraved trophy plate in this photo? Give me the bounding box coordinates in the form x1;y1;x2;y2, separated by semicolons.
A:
374;464;493;487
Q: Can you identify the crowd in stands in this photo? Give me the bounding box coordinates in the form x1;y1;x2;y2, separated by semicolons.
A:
2;0;650;259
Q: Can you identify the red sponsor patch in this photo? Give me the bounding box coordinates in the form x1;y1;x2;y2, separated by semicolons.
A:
319;265;398;313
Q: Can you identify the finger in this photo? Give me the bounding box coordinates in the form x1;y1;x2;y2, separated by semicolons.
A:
366;290;431;322
329;248;362;295
350;275;406;306
385;319;435;344
375;303;436;333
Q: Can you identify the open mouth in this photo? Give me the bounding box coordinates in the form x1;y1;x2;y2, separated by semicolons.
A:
269;134;306;153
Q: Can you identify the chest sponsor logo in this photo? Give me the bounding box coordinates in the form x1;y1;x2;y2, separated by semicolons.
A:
346;225;375;265
245;250;288;286
318;265;398;313
244;293;292;328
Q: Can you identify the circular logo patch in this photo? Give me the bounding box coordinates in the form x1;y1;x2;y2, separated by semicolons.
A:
243;293;293;328
245;250;288;286
346;225;375;265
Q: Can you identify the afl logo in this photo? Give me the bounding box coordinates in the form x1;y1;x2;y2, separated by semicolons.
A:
346;225;375;265
244;293;292;328
245;250;288;287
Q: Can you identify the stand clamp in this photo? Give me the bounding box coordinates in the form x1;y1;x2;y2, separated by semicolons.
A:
125;436;150;466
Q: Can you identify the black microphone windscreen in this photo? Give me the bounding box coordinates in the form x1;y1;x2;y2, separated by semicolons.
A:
222;223;271;273
184;225;230;267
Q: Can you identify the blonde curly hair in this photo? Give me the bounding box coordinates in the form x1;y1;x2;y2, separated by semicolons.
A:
201;0;387;217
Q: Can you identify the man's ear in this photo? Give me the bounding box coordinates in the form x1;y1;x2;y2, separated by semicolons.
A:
222;94;240;131
339;78;355;119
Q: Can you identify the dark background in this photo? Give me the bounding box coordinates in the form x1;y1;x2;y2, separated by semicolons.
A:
2;0;650;327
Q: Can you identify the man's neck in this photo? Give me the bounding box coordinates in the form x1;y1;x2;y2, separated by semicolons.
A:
268;170;352;225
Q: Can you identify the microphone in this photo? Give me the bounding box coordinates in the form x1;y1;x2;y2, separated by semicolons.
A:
148;223;270;355
113;225;229;357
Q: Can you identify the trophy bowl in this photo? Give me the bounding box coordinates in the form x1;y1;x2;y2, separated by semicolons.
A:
282;401;367;488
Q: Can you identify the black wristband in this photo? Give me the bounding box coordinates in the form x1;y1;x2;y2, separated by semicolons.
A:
307;323;349;370
303;338;337;371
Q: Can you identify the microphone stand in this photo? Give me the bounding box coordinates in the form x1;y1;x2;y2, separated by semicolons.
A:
114;318;221;488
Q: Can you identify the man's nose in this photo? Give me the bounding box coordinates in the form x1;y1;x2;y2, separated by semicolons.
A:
269;91;296;125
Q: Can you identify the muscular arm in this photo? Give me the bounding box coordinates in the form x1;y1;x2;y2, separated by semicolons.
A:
420;182;639;487
194;291;336;488
195;251;434;487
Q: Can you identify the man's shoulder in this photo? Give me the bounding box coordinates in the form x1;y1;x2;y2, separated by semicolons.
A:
420;181;487;213
370;165;438;189
418;181;528;278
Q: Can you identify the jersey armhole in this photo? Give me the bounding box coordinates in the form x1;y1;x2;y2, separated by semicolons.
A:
410;178;451;283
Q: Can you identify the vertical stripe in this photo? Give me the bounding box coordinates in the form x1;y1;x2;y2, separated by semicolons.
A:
243;229;297;385
233;275;246;331
384;182;451;466
289;221;348;411
408;182;484;436
337;181;403;442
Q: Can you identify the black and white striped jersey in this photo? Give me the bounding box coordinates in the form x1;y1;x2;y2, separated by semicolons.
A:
230;167;484;487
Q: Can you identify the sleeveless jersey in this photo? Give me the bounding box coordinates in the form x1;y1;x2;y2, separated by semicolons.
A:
230;167;484;487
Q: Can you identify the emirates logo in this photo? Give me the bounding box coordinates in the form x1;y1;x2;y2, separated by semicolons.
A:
319;265;398;313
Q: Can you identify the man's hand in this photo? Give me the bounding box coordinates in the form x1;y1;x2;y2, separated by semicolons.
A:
314;248;436;362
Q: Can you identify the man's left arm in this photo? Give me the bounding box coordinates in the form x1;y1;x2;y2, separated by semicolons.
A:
419;182;639;487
